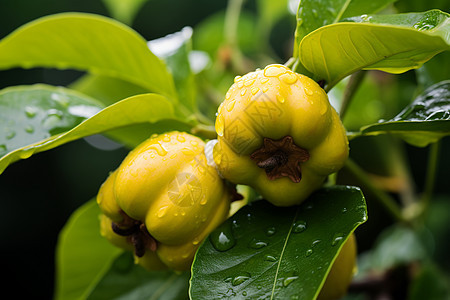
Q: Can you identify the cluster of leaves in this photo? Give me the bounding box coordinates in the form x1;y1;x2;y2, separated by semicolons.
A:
0;0;449;299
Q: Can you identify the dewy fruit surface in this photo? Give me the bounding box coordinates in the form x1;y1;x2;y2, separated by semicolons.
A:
213;64;349;206
97;131;231;271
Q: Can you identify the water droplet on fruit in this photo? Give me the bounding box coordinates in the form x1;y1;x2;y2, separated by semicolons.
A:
251;87;260;95
226;100;236;112
162;135;171;142
240;89;247;96
276;94;285;103
244;79;255;87
280;73;297;84
234;75;242;83
177;135;186;143
215;114;224;136
304;86;314;96
260;77;269;84
264;65;288;77
157;206;169;218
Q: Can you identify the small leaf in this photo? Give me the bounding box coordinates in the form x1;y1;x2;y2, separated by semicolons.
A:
0;93;186;174
87;252;189;300
54;200;122;300
0;13;177;99
190;186;367;300
360;80;450;146
299;10;450;90
0;84;103;158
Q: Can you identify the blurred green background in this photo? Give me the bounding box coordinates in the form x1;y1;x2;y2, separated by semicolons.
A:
0;0;449;299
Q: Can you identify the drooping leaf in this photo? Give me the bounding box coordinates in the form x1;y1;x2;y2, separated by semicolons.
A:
0;93;187;174
54;199;122;300
360;80;450;146
0;84;103;158
190;186;367;300
0;13;177;99
299;10;450;90
102;0;149;25
86;252;189;300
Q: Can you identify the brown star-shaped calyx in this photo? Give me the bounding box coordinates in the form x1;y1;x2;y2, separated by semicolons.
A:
112;213;157;257
250;136;310;183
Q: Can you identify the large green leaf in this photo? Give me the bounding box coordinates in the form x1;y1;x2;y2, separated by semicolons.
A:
0;13;177;99
0;92;184;174
190;186;367;300
299;10;450;90
294;0;395;51
54;199;122;300
86;252;189;300
360;80;450;146
0;84;103;158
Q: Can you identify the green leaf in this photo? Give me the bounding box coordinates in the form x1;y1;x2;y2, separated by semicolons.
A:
54;199;122;300
0;93;185;174
149;27;197;112
70;74;150;107
0;13;177;99
102;0;149;25
294;0;395;49
360;80;450;147
87;252;189;300
0;84;104;158
190;186;367;300
299;10;450;90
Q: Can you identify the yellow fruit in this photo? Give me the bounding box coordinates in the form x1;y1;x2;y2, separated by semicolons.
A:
213;64;348;206
318;233;357;300
97;131;231;271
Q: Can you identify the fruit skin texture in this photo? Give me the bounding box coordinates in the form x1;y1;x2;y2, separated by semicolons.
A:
213;64;348;206
97;131;231;271
318;233;357;300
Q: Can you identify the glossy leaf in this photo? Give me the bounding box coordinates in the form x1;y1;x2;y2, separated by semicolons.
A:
87;252;189;300
299;10;450;90
0;93;184;174
190;186;367;300
294;0;395;49
0;84;103;159
54;200;122;300
360;80;450;146
0;13;177;99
